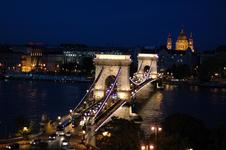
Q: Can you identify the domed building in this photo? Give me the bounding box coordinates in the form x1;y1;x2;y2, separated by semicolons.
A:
167;29;194;52
176;29;189;51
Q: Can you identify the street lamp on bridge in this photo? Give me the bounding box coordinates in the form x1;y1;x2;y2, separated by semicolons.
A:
151;125;162;150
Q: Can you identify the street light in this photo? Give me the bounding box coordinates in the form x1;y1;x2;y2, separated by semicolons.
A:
141;145;145;150
23;127;28;132
149;145;154;149
151;125;162;150
57;116;61;120
102;131;111;137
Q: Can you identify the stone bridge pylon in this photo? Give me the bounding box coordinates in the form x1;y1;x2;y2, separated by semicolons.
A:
93;54;132;101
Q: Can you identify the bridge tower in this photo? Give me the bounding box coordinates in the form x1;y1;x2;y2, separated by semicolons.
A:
93;54;132;101
136;53;158;79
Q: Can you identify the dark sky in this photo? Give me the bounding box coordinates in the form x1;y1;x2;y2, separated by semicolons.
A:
0;0;226;51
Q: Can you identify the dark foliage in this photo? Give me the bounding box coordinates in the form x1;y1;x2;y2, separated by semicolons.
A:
96;117;142;150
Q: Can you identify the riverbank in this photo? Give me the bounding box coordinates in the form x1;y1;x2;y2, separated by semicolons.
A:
163;80;226;88
1;72;92;83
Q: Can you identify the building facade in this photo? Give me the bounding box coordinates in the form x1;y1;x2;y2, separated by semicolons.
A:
167;29;195;52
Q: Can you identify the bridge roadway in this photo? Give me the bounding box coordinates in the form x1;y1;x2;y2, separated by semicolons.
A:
54;67;157;148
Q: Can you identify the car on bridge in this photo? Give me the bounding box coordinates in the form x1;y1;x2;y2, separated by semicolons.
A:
30;139;48;148
56;126;65;136
48;133;57;141
5;143;19;150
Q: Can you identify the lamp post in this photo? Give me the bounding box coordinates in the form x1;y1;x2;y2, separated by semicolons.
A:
151;125;162;150
141;144;154;150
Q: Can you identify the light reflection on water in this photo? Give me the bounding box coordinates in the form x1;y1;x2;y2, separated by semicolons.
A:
0;80;89;137
1;80;226;137
138;91;164;133
137;84;226;134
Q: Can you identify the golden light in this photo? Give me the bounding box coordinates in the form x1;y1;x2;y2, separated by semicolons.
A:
138;53;158;58
102;131;111;137
102;131;108;136
149;145;154;149
95;54;131;60
23;127;28;132
158;127;162;132
151;126;155;131
141;145;145;150
57;116;61;120
82;130;86;134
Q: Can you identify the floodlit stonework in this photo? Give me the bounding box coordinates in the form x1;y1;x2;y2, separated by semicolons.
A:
93;54;132;101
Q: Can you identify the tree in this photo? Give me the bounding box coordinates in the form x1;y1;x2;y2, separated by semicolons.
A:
96;117;142;150
158;113;209;150
171;64;191;79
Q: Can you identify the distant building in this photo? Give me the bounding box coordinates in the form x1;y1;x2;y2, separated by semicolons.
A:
157;48;196;72
166;33;172;50
0;45;23;72
42;53;63;72
167;29;195;52
140;46;199;73
21;46;64;72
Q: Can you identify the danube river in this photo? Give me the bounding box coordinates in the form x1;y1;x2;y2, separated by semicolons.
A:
0;80;226;137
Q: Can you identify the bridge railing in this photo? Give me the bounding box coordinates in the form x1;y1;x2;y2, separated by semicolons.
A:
130;60;153;86
93;67;122;119
94;100;126;132
73;67;104;113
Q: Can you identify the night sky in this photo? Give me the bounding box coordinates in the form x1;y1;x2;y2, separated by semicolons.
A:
0;0;226;51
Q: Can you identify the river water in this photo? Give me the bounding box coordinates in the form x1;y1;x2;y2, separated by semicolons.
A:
137;83;226;133
0;80;226;138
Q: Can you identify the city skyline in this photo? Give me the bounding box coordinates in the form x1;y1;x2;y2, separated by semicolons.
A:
0;0;226;51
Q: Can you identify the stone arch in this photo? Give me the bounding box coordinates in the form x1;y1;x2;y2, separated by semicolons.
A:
143;65;150;73
93;54;132;101
137;53;158;79
105;75;116;87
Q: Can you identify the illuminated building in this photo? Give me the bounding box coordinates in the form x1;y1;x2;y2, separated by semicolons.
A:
167;33;172;50
21;55;32;72
176;29;189;51
167;29;195;52
188;33;194;52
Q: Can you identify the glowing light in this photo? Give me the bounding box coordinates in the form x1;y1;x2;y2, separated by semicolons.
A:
23;127;28;132
95;54;131;60
82;130;86;134
149;145;154;149
102;131;108;136
141;145;145;150
138;53;158;58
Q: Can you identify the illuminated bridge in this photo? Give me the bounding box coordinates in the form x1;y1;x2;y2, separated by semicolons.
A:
58;53;159;146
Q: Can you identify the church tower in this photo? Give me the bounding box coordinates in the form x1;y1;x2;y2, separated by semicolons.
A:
167;33;172;50
189;33;194;52
175;29;189;51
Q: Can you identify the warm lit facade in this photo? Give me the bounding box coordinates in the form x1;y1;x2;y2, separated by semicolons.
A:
188;33;194;52
167;29;195;52
175;29;189;51
21;55;32;72
167;33;172;50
